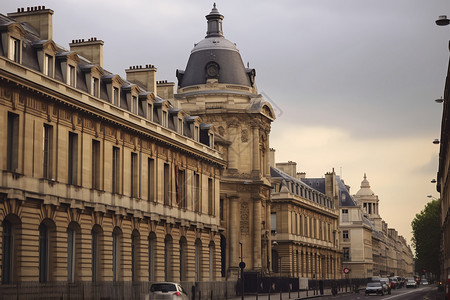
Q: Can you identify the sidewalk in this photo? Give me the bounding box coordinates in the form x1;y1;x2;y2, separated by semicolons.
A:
229;288;342;300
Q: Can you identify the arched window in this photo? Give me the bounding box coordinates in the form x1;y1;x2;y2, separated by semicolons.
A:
131;230;140;282
148;232;156;281
164;235;173;281
112;227;122;282
195;239;202;282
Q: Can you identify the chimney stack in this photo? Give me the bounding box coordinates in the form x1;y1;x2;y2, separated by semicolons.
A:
8;6;54;40
70;37;104;67
156;80;175;100
275;161;297;178
126;65;157;94
269;148;276;168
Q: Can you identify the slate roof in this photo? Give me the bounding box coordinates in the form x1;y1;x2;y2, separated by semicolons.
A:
301;176;358;207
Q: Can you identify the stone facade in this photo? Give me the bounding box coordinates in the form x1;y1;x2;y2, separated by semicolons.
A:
436;53;450;282
269;158;341;279
0;6;228;297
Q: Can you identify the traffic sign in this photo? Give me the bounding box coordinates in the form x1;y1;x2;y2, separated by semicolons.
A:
343;267;350;274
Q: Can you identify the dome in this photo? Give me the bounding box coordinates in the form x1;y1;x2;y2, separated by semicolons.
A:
355;173;375;196
176;4;253;88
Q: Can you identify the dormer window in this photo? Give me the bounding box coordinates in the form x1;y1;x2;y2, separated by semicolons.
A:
131;96;138;114
147;103;153;121
194;125;199;141
44;54;53;77
8;37;20;62
177;118;183;134
162;111;168;127
93;77;100;97
68;65;76;87
113;87;119;106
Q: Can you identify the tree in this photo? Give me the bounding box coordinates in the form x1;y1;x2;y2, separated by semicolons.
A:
411;199;440;278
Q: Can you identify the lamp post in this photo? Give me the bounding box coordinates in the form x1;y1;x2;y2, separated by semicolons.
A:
427;195;438;200
239;242;245;300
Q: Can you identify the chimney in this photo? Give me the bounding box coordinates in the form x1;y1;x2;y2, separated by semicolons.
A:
8;6;54;40
296;172;306;180
156;80;175;100
126;65;157;94
269;148;275;168
275;161;297;178
69;38;104;67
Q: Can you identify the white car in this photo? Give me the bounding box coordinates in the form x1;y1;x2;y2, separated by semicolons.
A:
145;282;189;300
420;279;429;285
406;279;417;288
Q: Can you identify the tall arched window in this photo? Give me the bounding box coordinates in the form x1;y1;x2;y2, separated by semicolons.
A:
179;237;187;282
112;227;122;282
164;235;173;281
195;239;202;282
148;232;156;281
131;230;140;282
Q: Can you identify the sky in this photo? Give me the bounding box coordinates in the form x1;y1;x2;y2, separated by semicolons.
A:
3;0;449;249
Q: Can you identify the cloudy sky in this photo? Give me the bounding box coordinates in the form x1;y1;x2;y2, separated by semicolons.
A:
4;0;449;247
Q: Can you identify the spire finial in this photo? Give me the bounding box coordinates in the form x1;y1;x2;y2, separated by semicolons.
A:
213;2;216;9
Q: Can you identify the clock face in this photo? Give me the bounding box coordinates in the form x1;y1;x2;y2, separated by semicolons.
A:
206;64;219;77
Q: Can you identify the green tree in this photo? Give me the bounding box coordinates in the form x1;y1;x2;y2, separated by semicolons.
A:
411;199;440;277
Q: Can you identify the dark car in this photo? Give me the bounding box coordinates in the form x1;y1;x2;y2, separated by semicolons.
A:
365;281;387;296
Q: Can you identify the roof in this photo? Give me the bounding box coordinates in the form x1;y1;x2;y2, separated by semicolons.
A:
176;4;254;88
301;176;358;207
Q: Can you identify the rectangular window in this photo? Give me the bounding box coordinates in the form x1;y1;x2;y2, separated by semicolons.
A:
342;209;349;222
44;54;53;77
148;158;155;202
194;173;200;212
177;168;186;208
93;77;99;97
270;212;277;233
162;111;168;127
43;124;53;179
132;96;138;114
194;125;199;141
178;118;183;134
343;230;349;241
131;152;138;198
68;132;78;185
164;163;170;205
7;112;19;172
208;178;213;215
92;140;100;189
328;224;331;242
147;104;153;121
8;37;20;62
68;65;76;87
112;146;120;193
343;247;350;261
220;198;224;221
113;87;119;106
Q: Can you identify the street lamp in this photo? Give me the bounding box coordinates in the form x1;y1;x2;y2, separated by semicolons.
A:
433;139;440;144
427;195;438;200
239;242;245;300
435;97;444;103
431;179;437;183
436;15;450;26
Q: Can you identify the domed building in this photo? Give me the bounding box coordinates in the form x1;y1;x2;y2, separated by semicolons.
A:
176;4;276;280
354;174;382;231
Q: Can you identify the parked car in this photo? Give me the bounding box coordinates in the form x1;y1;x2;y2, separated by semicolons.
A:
145;282;189;300
365;281;387;296
406;278;417;288
420;279;429;285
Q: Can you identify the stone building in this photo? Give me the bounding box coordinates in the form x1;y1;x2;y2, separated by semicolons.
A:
436;46;450;282
175;4;275;279
0;5;228;298
269;158;341;280
302;173;414;279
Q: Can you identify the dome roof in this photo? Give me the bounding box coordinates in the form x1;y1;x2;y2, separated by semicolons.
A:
176;4;253;88
355;173;375;196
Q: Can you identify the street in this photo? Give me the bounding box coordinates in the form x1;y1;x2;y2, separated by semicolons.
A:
313;286;443;300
